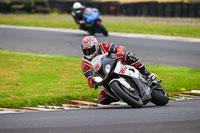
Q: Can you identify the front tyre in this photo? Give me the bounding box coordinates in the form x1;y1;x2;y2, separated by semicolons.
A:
97;24;108;36
151;85;169;106
88;28;95;36
110;81;143;108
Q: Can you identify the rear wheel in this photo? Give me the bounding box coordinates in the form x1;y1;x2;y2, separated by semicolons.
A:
151;85;169;106
110;81;143;108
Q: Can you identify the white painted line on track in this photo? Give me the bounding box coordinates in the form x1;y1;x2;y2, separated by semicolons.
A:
0;25;200;43
0;24;86;34
191;90;200;94
109;32;200;43
0;111;19;114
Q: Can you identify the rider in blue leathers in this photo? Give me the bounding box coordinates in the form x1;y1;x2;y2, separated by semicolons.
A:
71;2;98;30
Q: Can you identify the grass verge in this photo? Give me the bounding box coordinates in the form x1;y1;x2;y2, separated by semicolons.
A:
0;50;200;108
0;14;200;38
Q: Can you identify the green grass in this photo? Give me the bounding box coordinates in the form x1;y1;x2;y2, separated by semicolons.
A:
147;65;200;92
0;50;200;108
0;50;98;108
0;14;200;38
105;21;200;38
0;14;77;29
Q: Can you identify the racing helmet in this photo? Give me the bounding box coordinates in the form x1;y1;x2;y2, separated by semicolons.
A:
72;2;84;14
81;36;99;59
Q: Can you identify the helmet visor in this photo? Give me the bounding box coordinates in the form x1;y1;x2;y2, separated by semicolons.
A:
82;45;96;56
75;8;81;14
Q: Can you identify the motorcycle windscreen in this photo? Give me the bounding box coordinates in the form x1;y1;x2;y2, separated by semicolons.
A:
91;53;108;72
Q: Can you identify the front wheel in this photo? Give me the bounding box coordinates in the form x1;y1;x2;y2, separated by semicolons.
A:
97;23;108;36
110;81;143;108
151;85;169;106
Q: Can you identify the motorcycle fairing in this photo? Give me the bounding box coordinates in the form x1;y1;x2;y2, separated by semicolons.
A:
130;77;152;101
113;62;151;101
114;62;139;79
82;8;100;23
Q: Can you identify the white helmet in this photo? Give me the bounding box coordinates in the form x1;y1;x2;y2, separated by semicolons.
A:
73;2;84;14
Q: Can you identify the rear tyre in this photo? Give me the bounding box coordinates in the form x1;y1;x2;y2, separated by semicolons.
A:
98;24;108;36
151;85;169;106
110;81;143;108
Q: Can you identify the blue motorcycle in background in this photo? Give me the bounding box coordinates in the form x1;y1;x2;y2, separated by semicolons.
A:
82;8;108;36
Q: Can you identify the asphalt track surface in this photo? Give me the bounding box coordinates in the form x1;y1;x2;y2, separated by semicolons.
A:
0;26;200;133
0;26;200;68
0;99;200;133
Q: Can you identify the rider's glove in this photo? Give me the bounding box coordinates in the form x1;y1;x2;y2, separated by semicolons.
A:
79;20;85;24
115;46;126;59
148;73;157;81
88;77;95;88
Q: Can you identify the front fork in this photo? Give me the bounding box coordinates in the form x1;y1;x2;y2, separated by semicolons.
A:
110;78;135;92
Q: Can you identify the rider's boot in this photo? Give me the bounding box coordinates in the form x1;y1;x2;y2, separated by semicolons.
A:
99;90;118;105
138;65;157;80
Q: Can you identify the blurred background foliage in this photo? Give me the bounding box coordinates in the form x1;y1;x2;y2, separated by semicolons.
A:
1;0;200;17
1;0;200;3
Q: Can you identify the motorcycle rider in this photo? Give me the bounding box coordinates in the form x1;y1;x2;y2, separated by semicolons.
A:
81;36;157;105
71;2;98;30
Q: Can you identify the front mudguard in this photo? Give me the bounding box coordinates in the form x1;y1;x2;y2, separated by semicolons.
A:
109;78;143;108
109;78;131;100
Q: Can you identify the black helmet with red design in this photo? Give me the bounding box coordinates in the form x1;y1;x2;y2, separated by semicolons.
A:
81;36;99;59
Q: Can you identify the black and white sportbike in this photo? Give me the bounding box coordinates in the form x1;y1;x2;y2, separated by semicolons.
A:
91;53;169;108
